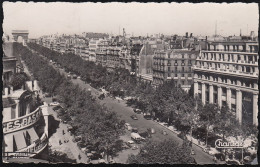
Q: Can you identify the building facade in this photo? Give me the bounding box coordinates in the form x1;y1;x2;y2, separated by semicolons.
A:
153;50;198;91
193;40;258;125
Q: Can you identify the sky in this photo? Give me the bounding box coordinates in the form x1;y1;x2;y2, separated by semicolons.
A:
3;2;259;38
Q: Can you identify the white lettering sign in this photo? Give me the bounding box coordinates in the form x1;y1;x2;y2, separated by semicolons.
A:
3;109;41;133
215;139;244;148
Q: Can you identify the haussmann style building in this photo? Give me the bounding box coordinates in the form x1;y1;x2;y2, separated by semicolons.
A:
193;37;258;125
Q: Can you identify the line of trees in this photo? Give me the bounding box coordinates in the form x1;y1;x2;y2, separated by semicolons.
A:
127;139;195;164
13;43;125;160
27;42;137;97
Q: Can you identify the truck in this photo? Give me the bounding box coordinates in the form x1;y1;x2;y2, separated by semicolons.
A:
131;133;142;143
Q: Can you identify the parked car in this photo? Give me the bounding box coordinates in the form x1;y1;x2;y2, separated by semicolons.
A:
109;159;116;164
132;145;138;150
124;123;130;129
45;93;51;97
127;126;133;131
203;147;210;153
125;142;132;148
131;115;138;120
98;159;106;164
75;135;82;142
50;102;60;106
53;105;62;111
132;128;138;133
144;113;152;120
98;93;105;100
127;140;135;144
226;159;241;165
133;108;142;114
139;131;151;138
73;74;77;79
122;142;130;149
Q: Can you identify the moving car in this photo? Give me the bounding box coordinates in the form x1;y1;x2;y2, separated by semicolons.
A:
50;102;60;106
131;115;138;120
162;130;168;135
147;128;155;134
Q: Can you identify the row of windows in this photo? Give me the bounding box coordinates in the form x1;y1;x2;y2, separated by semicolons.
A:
201;52;257;62
153;78;192;85
155;59;194;64
155;53;196;59
154;72;192;78
196;62;257;73
196;75;257;89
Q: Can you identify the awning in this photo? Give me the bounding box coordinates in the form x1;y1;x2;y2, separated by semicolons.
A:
14;132;27;150
4;134;14;152
27;127;39;143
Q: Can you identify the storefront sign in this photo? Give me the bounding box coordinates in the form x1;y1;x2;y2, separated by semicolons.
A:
3;108;42;134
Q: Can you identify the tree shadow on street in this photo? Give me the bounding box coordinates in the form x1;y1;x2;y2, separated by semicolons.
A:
48;115;60;138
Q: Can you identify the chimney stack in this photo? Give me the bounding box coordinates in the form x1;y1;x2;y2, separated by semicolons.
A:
186;32;188;38
206;36;208;41
32;80;34;90
10;86;13;95
190;33;193;38
4;88;9;97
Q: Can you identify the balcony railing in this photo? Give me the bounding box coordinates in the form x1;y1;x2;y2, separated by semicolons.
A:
194;66;259;78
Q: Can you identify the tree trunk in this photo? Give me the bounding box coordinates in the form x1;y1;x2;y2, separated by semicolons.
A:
205;124;209;147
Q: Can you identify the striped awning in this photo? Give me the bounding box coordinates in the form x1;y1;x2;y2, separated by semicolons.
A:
14;132;27;150
27;127;39;143
4;134;14;152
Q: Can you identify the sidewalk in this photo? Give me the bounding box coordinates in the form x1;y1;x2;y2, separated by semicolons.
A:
48;104;90;163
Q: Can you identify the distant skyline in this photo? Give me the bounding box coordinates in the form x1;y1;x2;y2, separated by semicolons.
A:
3;2;259;38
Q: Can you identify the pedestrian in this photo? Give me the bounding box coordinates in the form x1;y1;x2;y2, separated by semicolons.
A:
59;140;62;145
213;156;217;163
78;154;81;160
62;130;65;135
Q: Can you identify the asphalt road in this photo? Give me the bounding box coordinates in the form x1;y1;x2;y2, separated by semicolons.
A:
31;51;220;164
